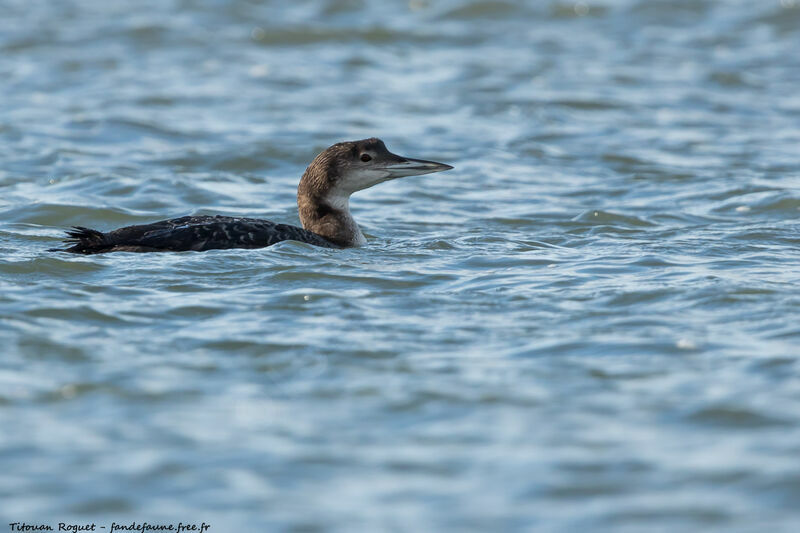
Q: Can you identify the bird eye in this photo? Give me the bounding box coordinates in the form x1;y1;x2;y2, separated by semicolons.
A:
360;154;372;162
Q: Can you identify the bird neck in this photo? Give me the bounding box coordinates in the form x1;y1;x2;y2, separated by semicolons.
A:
297;175;365;247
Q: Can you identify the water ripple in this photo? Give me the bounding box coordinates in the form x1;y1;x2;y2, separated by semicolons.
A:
1;0;800;530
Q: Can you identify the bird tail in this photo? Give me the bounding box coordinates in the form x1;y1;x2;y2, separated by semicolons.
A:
49;226;110;254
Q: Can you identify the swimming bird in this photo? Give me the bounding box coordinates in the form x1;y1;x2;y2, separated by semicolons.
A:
53;138;452;254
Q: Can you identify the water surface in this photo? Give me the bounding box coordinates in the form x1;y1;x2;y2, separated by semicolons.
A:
1;0;800;531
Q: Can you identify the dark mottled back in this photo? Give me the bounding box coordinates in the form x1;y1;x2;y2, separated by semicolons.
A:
57;216;339;254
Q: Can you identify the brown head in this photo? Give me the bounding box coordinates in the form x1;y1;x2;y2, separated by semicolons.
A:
297;138;453;247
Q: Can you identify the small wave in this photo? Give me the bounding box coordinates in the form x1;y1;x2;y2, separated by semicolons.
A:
571;210;656;227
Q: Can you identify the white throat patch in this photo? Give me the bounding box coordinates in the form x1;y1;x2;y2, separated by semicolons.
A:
341;168;392;194
325;190;351;212
321;189;366;246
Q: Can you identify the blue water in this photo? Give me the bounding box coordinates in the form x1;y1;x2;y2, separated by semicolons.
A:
1;0;800;531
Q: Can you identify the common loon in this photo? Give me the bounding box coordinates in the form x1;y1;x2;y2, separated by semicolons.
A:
54;138;452;254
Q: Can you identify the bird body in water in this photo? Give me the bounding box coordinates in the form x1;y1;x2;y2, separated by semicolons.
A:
54;138;452;254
